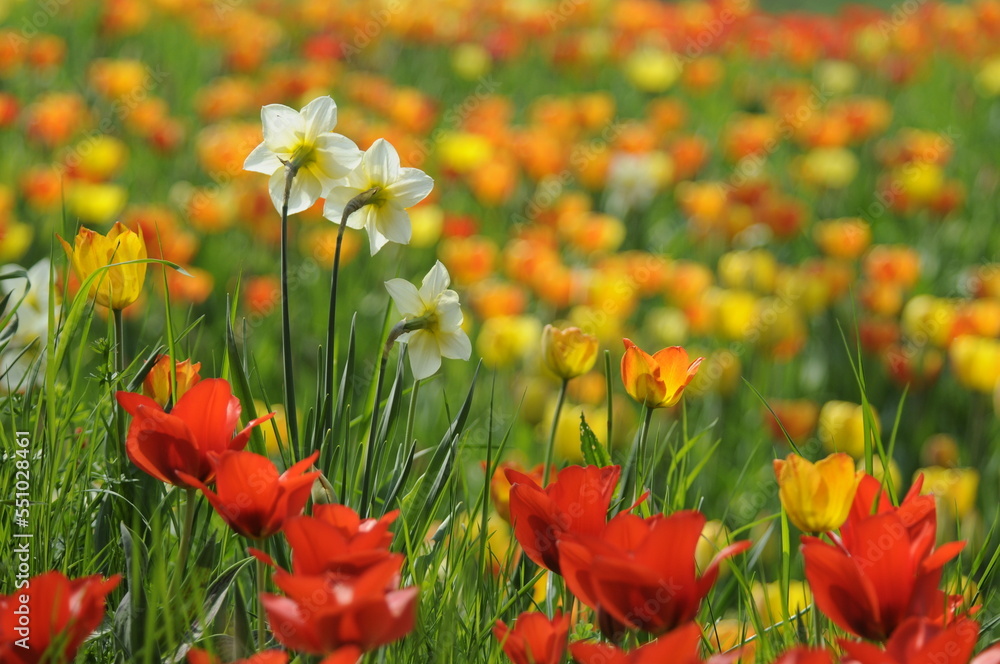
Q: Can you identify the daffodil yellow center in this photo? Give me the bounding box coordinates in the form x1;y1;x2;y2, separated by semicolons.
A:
290;142;317;169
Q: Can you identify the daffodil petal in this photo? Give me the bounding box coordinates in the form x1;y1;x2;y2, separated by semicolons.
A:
364;138;401;185
244;141;282;175
385;279;423;316
375;205;412;246
384;167;434;208
314;133;362;181
407;331;442;380
286;169;323;214
261;104;304;153
438;330;472;361
419;261;451;300
300;96;338;144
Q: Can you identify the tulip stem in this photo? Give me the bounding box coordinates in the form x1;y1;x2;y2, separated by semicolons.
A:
172;487;197;598
632;406;654;506
542;378;569;487
323;188;381;450
279;165;300;457
256;551;268;649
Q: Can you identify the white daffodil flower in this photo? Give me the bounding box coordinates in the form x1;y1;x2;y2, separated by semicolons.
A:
324;138;434;255
243;96;362;214
385;261;471;380
0;259;59;393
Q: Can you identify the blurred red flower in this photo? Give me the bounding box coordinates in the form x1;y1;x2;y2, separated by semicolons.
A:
262;558;417;657
187;648;289;664
840;617;1000;664
494;611;570;664
0;571;119;664
570;621;742;664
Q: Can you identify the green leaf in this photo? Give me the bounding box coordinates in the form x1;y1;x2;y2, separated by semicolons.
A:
115;523;150;660
402;362;480;544
580;412;612;467
166;557;254;664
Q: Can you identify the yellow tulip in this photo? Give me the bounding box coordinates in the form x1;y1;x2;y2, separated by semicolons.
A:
58;222;147;310
541;325;598;380
774;453;862;533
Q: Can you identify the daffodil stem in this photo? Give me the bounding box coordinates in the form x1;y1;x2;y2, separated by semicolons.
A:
256;550;268;649
280;165;300;457
324;187;381;449
359;321;406;517
542;379;569;487
171;487;197;598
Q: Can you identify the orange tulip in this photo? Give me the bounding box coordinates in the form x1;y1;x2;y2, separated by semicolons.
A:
142;355;201;408
620;339;703;409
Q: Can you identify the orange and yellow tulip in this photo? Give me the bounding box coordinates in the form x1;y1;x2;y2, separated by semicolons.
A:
142;355;202;408
620;339;703;409
773;453;863;533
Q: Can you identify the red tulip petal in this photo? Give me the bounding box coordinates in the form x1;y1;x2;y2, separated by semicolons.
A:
803;539;883;640
570;641;629;664
839;639;893;664
170;379;242;453
319;647;362;664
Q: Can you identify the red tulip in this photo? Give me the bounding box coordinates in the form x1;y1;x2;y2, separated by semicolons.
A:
178;451;320;539
0;571;119;664
803;476;965;641
506;464;620;574
116;378;275;488
772;647;835;664
558;510;750;640
570;621;742;664
840;617;1000;664
494;611;570;664
262;558;417;657
187;648;289;664
280;505;401;577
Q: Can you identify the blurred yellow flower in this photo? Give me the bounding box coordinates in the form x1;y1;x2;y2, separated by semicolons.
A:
752;580;813;627
67;182;127;224
476;315;540;369
818;400;877;458
916;466;980;519
624;47;682;93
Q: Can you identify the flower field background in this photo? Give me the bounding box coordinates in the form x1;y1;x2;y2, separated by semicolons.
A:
2;0;1000;662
